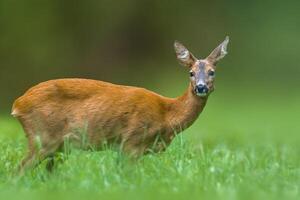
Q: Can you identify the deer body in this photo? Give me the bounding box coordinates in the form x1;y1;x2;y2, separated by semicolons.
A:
12;37;229;171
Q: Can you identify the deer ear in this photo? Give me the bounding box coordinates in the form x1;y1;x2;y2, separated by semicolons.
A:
174;41;197;68
206;36;229;65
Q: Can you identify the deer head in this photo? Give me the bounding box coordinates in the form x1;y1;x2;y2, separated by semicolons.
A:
174;36;229;97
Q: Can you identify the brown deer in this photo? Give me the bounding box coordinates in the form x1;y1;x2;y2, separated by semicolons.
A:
12;37;229;172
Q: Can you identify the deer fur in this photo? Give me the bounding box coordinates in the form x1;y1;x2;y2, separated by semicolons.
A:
12;37;229;172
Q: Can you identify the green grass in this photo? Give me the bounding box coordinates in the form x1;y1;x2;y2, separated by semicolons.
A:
0;88;299;200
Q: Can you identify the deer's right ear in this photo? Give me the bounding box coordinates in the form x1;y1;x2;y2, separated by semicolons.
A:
174;41;196;68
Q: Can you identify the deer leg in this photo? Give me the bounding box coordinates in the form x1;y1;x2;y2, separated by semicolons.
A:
17;114;66;174
45;156;55;172
18;151;35;175
19;142;62;174
45;146;64;172
17;118;38;175
18;130;63;174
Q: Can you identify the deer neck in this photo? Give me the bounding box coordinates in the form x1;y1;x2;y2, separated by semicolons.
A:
167;83;208;133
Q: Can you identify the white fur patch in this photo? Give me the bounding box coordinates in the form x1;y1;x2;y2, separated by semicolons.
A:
11;109;19;117
178;49;189;60
219;36;229;59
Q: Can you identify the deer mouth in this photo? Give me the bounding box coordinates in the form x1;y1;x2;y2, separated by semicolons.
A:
194;86;209;97
196;92;208;97
194;89;209;97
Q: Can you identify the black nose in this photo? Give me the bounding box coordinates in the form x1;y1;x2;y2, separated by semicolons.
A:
195;84;208;94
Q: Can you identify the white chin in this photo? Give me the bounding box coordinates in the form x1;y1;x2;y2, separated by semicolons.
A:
196;93;208;97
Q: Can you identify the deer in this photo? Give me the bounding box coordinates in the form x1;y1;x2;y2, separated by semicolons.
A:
12;37;229;172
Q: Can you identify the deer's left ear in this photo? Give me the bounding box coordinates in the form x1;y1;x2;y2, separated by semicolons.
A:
206;36;229;65
174;41;197;68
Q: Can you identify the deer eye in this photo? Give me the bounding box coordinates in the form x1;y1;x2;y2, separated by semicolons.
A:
189;71;195;77
208;70;215;77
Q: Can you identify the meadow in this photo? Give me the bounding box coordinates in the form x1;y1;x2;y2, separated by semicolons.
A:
0;85;299;200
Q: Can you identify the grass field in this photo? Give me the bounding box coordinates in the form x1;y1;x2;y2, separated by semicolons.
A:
0;87;299;200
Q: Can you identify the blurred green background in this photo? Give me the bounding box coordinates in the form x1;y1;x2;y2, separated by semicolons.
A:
1;0;300;140
1;0;300;141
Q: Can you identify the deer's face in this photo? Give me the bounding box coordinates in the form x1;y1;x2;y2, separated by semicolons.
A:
189;60;216;97
174;37;229;97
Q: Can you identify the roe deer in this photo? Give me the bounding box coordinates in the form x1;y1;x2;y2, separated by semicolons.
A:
12;37;229;172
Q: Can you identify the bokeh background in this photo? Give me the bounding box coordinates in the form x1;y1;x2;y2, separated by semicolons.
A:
0;0;300;140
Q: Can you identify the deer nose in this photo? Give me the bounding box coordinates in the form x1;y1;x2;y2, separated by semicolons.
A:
195;84;209;94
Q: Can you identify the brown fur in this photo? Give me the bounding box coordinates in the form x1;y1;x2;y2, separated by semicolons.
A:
13;79;206;170
12;37;229;172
